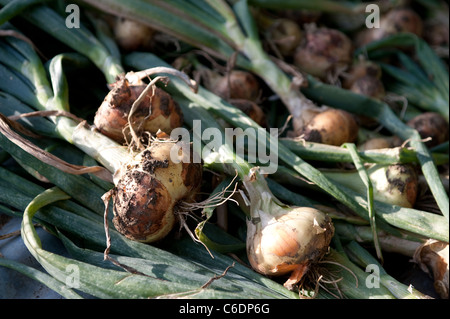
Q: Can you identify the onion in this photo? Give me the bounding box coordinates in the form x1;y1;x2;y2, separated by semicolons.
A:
244;172;334;290
413;239;449;299
229;99;267;128
407;112;449;148
212;70;261;102
300;108;359;146
342;60;382;89
356;8;423;47
293;26;353;80
94;75;183;145
266;18;303;57
358;136;401;151
113;17;155;51
111;139;202;243
350;75;386;100
325;164;418;208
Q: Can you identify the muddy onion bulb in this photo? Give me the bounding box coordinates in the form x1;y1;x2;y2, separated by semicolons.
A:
244;176;334;290
300;108;359;146
407;112;449;148
293;26;353;80
112;140;203;242
94;76;183;145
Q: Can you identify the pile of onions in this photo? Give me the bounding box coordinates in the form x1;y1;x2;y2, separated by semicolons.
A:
407;112;449;148
293;26;353;81
356;7;423;47
299;108;359;146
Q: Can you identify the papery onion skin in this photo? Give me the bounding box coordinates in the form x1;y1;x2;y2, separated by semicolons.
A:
94;77;183;145
112;141;202;243
247;206;334;278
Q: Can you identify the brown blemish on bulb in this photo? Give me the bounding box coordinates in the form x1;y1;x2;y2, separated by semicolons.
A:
385;164;418;207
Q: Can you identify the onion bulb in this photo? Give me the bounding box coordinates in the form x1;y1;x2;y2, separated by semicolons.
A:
407;112;449;148
350;75;386;100
324;164;418;208
300;108;359;146
244;171;334;290
342;60;382;89
111;139;202;242
413;239;449;299
266;18;303;57
113;17;155;51
356;8;423;47
229;99;267;128
358;136;401;151
94;76;183;145
211;70;261;102
293;26;353;80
